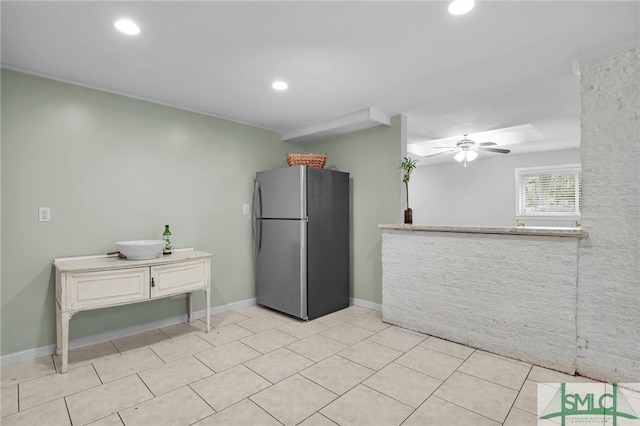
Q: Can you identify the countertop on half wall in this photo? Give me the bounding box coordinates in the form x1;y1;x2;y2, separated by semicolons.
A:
378;224;588;238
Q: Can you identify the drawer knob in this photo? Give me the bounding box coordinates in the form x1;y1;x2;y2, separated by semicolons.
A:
151;277;156;287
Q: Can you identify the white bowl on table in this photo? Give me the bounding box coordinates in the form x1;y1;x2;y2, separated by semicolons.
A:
116;240;165;260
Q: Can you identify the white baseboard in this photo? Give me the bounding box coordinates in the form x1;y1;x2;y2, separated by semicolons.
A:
350;297;382;312
2;297;377;366
1;297;257;367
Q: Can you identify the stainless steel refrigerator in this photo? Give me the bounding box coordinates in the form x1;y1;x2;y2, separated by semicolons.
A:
253;165;349;320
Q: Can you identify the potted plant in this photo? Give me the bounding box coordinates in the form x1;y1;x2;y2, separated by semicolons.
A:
400;156;417;224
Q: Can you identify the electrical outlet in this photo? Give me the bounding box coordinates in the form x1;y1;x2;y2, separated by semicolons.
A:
243;204;250;216
39;207;51;222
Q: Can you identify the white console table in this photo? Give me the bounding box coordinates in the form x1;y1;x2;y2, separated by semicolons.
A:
54;249;211;373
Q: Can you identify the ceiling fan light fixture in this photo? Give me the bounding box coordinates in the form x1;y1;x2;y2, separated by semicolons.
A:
454;148;478;164
448;0;475;15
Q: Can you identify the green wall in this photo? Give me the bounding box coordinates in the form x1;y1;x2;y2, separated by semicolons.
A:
1;69;404;357
1;69;285;355
285;116;403;304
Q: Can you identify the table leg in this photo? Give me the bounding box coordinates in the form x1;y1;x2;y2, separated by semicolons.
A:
187;293;194;323
205;287;211;333
55;302;62;356
60;311;71;374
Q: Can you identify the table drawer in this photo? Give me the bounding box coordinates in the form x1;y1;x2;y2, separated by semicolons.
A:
67;268;149;310
151;260;207;298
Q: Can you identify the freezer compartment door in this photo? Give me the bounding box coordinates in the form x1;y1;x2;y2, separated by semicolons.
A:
256;219;307;319
255;166;306;219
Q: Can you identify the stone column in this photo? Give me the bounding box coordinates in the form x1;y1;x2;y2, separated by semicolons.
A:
577;48;639;382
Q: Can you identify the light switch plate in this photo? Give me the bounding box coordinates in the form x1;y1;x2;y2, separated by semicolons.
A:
242;204;250;216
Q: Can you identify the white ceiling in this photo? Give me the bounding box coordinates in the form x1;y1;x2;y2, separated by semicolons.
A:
2;1;639;163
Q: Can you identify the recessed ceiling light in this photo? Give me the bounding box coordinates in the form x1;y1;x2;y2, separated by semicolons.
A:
272;81;288;91
114;19;140;35
448;0;475;15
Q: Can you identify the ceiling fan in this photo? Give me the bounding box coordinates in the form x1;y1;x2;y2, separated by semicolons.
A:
425;134;511;167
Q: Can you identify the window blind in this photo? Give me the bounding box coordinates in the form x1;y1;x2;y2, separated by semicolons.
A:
516;165;581;216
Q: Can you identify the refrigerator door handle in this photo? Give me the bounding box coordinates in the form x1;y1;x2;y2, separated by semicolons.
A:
257;218;263;255
300;219;308;320
253;179;262;219
252;180;263;255
252;217;262;256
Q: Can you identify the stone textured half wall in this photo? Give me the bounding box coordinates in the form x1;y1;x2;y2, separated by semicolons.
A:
381;230;579;373
578;48;640;382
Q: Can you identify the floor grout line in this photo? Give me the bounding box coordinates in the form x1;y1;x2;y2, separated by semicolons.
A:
397;348;471;426
63;396;73;426
501;363;534;423
187;381;219;418
245;396;287;426
3;307;608;426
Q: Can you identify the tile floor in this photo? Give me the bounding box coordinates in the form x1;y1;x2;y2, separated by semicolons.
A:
1;305;602;426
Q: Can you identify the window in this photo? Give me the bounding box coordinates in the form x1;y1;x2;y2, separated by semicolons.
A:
515;164;581;219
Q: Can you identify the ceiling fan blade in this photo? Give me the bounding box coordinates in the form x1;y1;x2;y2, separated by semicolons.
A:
433;146;456;149
423;149;456;158
477;142;497;146
478;147;511;154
